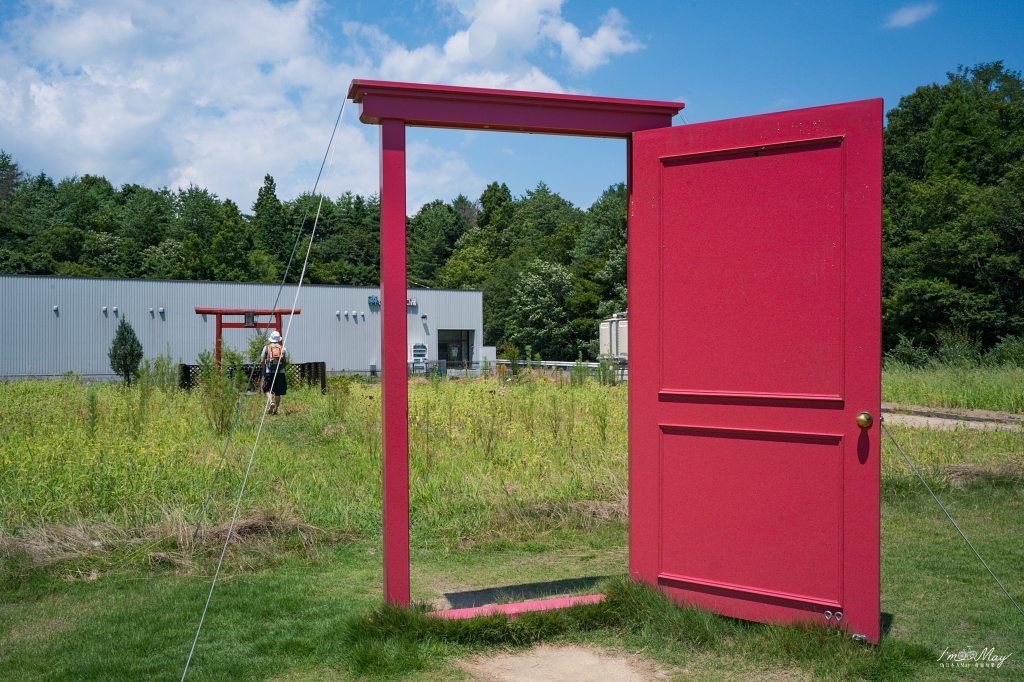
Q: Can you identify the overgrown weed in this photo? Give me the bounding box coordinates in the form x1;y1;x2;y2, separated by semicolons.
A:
0;375;628;549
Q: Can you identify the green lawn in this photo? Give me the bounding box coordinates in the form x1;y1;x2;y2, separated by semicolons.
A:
1;372;1022;680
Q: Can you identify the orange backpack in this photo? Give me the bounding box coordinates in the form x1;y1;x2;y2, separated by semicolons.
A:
265;343;285;372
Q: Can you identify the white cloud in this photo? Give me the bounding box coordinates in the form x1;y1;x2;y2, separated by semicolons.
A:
884;3;937;28
406;140;487;210
545;8;642;72
351;0;642;87
0;0;641;213
0;0;375;208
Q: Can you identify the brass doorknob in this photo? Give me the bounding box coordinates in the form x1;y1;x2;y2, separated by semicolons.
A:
856;412;873;429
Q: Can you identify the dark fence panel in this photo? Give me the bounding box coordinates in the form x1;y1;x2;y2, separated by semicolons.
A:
178;361;326;393
298;361;327;394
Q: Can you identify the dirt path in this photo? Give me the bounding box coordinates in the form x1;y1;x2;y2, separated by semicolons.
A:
881;403;1024;431
459;645;664;682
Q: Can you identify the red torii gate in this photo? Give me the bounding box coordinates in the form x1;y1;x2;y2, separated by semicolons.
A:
194;307;301;367
348;80;882;642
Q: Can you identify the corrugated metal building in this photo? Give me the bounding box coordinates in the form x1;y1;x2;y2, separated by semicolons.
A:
1;275;484;378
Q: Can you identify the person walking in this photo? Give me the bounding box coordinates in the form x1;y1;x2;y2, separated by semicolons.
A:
260;330;289;414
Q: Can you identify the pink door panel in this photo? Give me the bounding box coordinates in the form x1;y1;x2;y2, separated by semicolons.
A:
658;138;844;400
659;427;843;612
629;100;882;643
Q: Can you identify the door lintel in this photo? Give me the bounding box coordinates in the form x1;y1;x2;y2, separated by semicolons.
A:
348;79;684;137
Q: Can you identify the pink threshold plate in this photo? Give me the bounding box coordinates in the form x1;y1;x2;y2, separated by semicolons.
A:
429;594;606;620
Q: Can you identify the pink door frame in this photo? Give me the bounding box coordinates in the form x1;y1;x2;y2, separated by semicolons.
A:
348;80;683;605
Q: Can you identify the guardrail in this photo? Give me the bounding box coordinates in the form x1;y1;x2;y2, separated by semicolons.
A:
406;358;628;383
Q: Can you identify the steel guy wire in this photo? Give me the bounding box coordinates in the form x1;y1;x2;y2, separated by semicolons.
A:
190;98;349;542
881;417;1024;620
180;98;347;682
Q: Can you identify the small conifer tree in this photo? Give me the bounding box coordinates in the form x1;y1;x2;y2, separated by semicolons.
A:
109;316;144;386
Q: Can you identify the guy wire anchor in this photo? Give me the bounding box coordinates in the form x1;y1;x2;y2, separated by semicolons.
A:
823;610;844;629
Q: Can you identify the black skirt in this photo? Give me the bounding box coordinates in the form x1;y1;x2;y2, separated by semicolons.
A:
262;372;288;396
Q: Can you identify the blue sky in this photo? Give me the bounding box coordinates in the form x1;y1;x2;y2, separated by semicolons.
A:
1;1;1022;213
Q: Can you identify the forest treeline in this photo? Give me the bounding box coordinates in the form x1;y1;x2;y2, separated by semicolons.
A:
1;62;1023;360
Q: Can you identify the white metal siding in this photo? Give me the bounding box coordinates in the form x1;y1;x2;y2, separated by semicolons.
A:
2;275;482;377
598;317;627;359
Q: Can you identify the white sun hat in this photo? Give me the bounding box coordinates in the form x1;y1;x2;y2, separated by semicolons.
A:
268;330;282;343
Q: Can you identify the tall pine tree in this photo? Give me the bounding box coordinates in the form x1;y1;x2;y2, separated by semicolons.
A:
109;316;144;386
252;174;288;269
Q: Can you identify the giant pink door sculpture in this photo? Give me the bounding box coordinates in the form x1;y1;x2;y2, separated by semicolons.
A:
629;100;883;643
349;80;882;643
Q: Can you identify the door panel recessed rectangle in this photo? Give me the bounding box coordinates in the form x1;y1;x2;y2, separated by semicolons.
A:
659;425;843;607
659;140;844;400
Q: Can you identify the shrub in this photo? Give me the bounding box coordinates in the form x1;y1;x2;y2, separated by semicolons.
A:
570;351;588;386
246;330;270;363
197;349;241;435
137;345;178;391
498;341;520;376
328;375;352;420
984;335;1024;367
108;317;144;386
883;334;931;368
85;386;100;440
933;327;982;367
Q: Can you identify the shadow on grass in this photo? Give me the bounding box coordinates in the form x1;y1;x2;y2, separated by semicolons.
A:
341;576;934;680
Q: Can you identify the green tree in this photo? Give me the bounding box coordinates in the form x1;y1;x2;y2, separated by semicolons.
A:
207;199;277;282
883;62;1024;349
252;174;289;270
0;150;22;239
140;239;184;279
28;226;85;264
0;249;56;275
407;199;467;286
505;259;575;359
56;174;118;236
301;191;381;285
117;186;173;277
509;182;584;258
571;183;627;318
451;193;478;228
477;181;513;229
440;180;626;356
172;184;222;244
5;172;59;241
109;316;144;386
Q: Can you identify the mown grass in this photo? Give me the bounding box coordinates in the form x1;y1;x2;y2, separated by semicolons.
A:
2;477;1020;681
1;372;1022;680
882;364;1024;412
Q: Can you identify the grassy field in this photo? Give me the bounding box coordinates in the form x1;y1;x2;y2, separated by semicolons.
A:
0;374;626;542
883;365;1024;412
1;369;1022;680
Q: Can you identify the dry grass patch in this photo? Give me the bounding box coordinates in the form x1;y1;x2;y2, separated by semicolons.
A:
1;509;348;584
942;461;1024;487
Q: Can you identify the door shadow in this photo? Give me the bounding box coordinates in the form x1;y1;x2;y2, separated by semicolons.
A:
443;576;608;609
